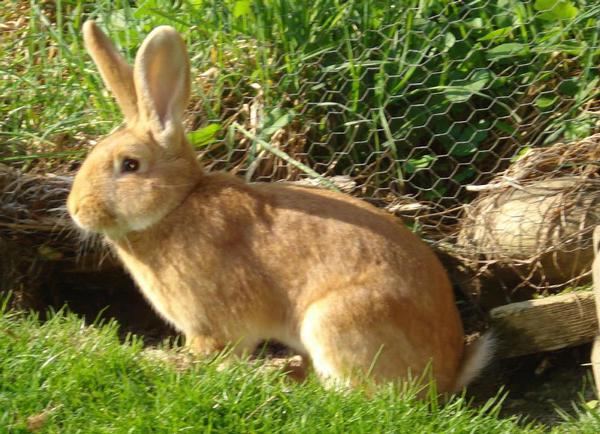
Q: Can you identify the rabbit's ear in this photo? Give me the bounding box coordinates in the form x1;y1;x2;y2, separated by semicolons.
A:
133;26;191;145
83;21;138;123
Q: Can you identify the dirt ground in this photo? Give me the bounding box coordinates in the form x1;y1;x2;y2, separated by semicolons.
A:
468;344;595;426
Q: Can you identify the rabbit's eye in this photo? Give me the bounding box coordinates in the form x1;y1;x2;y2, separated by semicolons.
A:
121;158;140;173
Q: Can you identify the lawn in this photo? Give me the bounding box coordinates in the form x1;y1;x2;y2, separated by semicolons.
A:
2;302;599;433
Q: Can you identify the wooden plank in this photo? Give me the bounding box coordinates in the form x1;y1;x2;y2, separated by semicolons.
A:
489;290;597;358
591;226;600;397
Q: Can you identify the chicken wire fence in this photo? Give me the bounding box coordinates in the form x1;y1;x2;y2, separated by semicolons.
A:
3;0;600;303
177;0;600;299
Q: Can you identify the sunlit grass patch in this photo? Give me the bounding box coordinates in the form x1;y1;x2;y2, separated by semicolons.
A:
0;299;569;433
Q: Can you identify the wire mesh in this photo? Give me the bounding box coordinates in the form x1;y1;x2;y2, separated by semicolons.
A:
184;2;599;226
180;1;600;300
2;0;600;303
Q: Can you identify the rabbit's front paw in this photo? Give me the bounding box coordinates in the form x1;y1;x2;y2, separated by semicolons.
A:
185;334;224;355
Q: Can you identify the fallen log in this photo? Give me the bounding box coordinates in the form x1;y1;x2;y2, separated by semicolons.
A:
455;134;600;308
490;290;597;358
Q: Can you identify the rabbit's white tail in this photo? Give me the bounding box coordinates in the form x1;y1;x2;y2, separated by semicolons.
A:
454;331;495;391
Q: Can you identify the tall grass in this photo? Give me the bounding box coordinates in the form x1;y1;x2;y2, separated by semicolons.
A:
1;0;599;201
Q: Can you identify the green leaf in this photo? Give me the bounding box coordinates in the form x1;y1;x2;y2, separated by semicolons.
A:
453;167;476;183
535;95;558;109
187;124;221;148
478;27;513;42
449;141;477;157
511;146;532;162
260;109;297;138
558;78;579;97
443;33;456;52
467;18;484;29
444;89;472;103
534;0;578;20
532;40;586;56
233;0;252;18
486;43;530;60
495;120;516;135
464;124;489;147
444;69;491;103
425;185;446;200
405;155;437;174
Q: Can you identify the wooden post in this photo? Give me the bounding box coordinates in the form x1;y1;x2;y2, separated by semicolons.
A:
591;226;600;398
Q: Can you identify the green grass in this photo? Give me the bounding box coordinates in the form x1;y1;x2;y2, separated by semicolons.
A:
2;302;599;433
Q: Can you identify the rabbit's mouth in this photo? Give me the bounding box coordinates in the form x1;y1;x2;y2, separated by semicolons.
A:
68;196;167;241
70;212;130;241
68;195;120;235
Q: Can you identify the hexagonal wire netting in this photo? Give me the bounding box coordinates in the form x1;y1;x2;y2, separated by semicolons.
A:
177;1;600;297
4;1;598;302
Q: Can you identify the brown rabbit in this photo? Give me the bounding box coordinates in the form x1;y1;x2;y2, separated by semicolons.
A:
68;21;493;393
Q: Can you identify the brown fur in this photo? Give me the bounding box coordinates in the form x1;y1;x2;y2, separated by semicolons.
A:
68;21;492;393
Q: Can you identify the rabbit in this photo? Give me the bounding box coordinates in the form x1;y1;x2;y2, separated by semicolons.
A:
67;21;493;393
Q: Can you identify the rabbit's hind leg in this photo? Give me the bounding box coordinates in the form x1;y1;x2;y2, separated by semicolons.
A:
299;291;423;389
